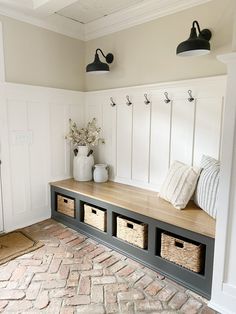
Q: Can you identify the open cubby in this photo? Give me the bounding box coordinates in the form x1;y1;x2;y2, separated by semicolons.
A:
80;201;107;232
156;228;206;276
55;192;76;219
51;181;215;299
112;212;148;250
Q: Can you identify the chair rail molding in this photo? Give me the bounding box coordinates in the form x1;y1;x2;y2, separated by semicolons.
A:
209;52;236;314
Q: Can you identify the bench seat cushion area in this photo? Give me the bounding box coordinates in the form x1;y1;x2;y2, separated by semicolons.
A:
51;179;215;238
50;179;215;299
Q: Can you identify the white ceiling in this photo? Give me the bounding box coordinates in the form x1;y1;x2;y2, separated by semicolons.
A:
57;0;144;24
0;0;213;40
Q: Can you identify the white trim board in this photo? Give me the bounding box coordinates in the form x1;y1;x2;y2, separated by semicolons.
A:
0;0;213;41
85;75;226;95
209;52;236;314
208;301;236;314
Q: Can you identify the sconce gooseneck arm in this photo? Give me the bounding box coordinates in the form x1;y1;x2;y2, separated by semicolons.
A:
96;48;106;59
192;20;201;34
95;48;114;64
192;21;211;41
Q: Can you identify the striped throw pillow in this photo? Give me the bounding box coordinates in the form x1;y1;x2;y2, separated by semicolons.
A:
159;161;201;210
194;155;220;219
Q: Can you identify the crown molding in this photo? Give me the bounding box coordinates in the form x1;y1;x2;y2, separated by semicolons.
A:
0;4;85;40
84;0;212;41
0;0;212;41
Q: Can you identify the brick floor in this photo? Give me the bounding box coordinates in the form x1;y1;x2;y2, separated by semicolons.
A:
0;219;218;313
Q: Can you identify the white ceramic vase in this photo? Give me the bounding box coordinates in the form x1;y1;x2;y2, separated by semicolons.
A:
93;164;109;183
73;146;94;181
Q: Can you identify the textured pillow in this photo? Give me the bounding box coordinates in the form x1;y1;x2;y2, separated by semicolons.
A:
159;161;201;209
194;155;220;219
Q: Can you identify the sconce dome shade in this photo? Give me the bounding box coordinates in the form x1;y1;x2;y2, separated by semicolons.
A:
176;21;212;57
86;49;114;73
176;37;210;56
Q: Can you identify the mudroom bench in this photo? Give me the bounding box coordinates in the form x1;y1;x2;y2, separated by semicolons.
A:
50;179;215;299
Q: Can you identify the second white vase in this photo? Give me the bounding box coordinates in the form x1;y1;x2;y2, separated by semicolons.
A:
93;164;109;183
73;146;94;181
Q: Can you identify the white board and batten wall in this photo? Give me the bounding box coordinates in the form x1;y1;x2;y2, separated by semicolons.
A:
85;75;226;191
0;83;84;231
0;75;226;232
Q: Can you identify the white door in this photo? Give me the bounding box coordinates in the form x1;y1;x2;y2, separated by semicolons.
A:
0;160;3;232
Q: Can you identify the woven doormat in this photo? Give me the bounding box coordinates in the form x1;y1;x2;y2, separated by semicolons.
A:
0;230;44;265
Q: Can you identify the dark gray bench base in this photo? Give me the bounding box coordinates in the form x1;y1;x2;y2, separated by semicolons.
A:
51;186;214;299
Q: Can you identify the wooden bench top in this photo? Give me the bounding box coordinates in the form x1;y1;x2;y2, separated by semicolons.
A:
50;179;215;239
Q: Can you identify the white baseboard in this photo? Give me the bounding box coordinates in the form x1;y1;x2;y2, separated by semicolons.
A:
208;301;232;314
5;212;51;232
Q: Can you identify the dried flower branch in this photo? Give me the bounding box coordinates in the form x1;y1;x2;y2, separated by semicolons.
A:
65;118;105;148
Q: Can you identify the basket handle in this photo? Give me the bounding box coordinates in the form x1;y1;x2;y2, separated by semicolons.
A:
63;199;68;204
174;240;184;248
127;222;134;229
92;209;97;214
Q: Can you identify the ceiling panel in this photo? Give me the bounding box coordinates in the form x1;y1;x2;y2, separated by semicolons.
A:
57;0;144;24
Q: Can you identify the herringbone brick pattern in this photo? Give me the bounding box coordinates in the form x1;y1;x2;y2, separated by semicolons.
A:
0;219;217;313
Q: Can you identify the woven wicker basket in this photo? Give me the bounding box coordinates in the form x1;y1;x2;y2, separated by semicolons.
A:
84;204;107;231
161;233;204;273
116;216;148;249
57;195;75;218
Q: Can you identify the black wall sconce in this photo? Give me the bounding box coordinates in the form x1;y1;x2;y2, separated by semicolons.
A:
176;20;212;57
86;48;114;73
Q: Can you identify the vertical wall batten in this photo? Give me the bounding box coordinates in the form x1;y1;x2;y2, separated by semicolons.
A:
130;101;134;181
191;99;197;166
168;100;173;169
147;100;152;184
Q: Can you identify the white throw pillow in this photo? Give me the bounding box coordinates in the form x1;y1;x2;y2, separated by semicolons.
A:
159;161;201;209
194;155;220;219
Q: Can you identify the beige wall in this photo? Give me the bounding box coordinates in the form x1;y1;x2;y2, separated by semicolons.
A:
85;0;234;91
0;15;85;91
0;0;234;92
